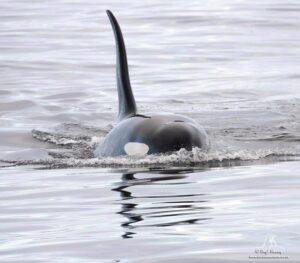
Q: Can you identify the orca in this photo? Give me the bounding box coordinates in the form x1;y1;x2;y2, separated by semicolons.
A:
94;10;209;157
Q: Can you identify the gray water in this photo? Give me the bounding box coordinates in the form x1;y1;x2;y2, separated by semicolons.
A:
0;0;300;261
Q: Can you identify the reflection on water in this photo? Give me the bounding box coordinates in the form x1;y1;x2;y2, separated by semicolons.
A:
113;170;212;239
0;162;300;261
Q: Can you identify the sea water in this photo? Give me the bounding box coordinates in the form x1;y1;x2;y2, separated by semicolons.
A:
0;0;300;262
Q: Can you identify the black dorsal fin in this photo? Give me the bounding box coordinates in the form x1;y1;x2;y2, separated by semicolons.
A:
106;10;137;122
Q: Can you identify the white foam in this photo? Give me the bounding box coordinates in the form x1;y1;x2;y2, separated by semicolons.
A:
4;146;298;169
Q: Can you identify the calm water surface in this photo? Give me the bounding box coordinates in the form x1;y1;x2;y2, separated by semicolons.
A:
1;163;300;262
0;0;300;261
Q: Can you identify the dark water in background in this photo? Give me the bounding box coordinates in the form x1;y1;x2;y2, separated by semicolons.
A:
0;0;300;261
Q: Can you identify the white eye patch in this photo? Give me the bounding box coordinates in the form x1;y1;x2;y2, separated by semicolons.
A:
124;142;149;156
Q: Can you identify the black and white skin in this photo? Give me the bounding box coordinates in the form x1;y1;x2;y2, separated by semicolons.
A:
94;10;209;157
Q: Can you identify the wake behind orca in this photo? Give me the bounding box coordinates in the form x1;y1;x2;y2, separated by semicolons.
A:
94;10;209;157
